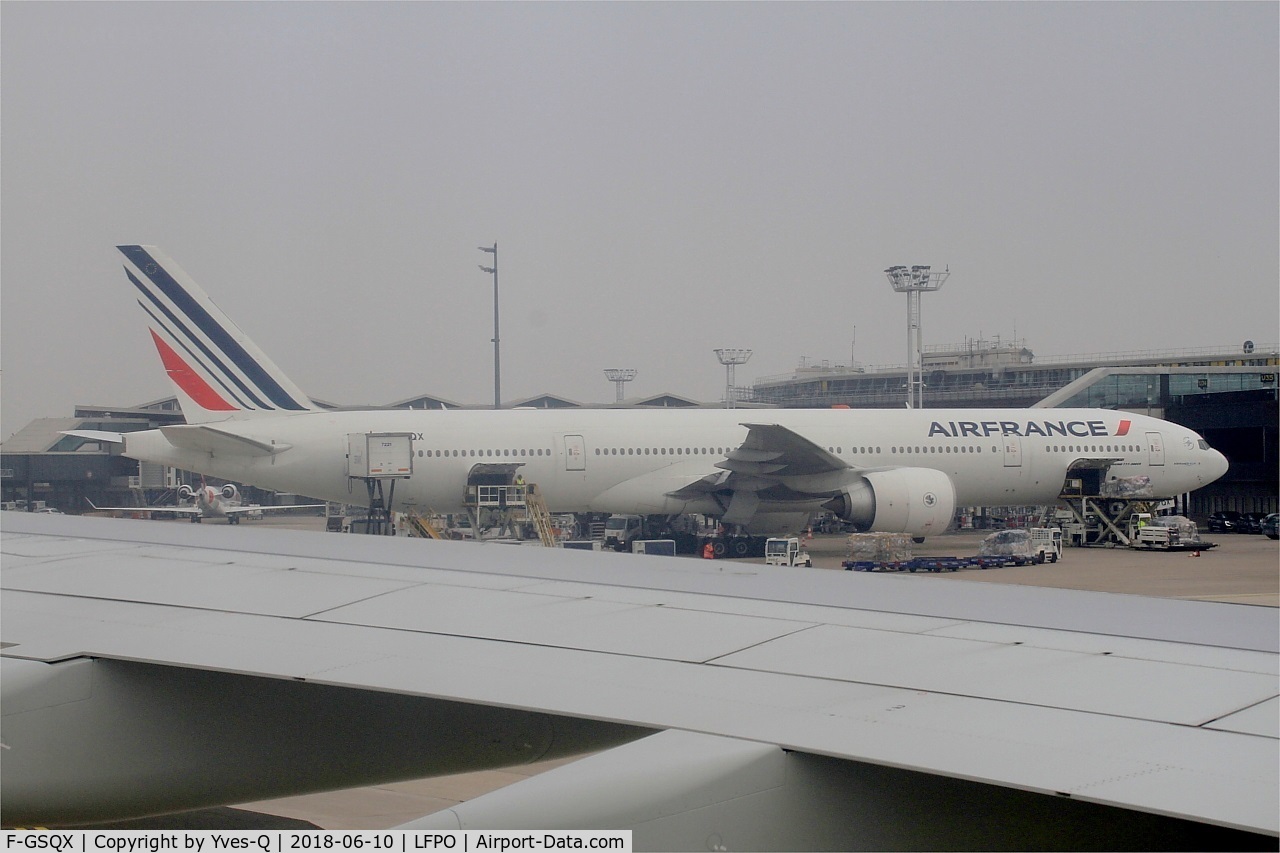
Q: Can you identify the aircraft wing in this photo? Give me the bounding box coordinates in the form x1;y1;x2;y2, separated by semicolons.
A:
666;423;851;500
222;503;326;515
2;512;1276;845
657;423;902;528
658;423;855;525
719;422;850;476
84;499;201;516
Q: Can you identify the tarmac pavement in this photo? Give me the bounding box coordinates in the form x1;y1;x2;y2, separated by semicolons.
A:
802;528;1279;606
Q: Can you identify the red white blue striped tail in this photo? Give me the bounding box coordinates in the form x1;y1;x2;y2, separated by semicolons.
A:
119;245;318;424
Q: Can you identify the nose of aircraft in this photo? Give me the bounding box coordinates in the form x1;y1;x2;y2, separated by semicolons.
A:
1209;448;1230;484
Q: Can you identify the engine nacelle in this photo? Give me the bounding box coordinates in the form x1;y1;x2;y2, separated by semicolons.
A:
823;468;955;537
220;484;239;501
177;484;196;500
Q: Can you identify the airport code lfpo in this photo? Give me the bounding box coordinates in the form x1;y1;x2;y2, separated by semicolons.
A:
1;834;631;853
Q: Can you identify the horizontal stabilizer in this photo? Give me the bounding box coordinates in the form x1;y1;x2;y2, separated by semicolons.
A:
159;425;290;457
61;430;124;444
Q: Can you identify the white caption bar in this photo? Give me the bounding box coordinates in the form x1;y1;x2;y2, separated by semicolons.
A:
2;832;632;853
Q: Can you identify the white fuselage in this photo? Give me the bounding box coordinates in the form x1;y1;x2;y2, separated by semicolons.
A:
190;485;236;518
120;408;1228;523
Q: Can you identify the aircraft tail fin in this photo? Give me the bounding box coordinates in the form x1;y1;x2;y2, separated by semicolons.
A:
118;246;319;424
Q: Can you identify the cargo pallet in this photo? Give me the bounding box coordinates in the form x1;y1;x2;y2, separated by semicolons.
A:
843;554;1044;573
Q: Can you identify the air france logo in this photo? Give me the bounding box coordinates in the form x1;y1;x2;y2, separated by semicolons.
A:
928;419;1132;438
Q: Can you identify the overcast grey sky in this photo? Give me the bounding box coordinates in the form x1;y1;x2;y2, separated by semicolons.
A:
2;1;1276;437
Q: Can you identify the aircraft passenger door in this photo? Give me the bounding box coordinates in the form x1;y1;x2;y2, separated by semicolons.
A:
563;434;586;471
1002;435;1022;468
1146;431;1165;466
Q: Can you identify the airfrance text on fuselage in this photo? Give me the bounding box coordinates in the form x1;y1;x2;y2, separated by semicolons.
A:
927;419;1131;439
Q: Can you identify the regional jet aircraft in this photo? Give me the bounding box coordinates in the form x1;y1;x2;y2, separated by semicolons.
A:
65;246;1229;536
2;512;1276;848
85;481;322;523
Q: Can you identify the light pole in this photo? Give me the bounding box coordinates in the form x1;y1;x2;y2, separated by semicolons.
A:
603;368;637;403
479;243;499;409
714;348;753;409
884;265;950;409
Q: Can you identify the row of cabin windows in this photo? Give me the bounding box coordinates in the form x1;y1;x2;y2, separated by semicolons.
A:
417;448;552;458
414;442;1144;461
596;447;731;456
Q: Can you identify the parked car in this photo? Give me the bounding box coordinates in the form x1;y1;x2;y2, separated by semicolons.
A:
1263;513;1279;540
1207;510;1243;533
1239;512;1267;534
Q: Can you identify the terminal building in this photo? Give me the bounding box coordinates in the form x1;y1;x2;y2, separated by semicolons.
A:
748;340;1278;517
3;342;1276;520
749;338;1277;409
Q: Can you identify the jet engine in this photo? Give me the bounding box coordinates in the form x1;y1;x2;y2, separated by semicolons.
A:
177;484;196;500
822;468;955;537
220;484;239;501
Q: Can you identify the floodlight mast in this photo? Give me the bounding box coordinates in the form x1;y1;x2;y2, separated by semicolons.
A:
884;265;950;408
478;243;499;409
714;348;753;409
603;368;637;403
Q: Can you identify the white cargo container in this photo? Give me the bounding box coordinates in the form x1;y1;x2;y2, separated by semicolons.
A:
347;433;414;478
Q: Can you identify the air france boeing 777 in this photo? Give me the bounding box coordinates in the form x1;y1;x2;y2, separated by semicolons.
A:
73;246;1228;534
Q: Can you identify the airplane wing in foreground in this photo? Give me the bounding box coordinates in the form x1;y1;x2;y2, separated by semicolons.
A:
1;513;1275;848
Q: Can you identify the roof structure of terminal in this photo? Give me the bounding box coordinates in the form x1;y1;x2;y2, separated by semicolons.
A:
749;340;1278;409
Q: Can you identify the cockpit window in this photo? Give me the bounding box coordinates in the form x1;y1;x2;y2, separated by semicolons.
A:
1198;439;1210;450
